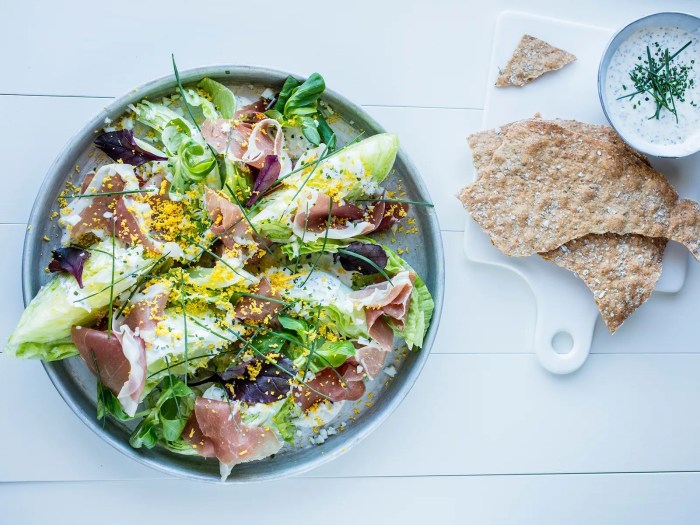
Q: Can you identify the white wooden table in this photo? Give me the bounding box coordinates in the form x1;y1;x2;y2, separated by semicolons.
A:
2;0;700;522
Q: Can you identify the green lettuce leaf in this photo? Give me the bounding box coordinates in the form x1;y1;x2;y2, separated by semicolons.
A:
10;340;78;361
288;133;399;201
357;246;434;350
129;377;194;449
197;78;236;119
97;382;131;422
5;241;147;360
279;315;355;373
271;398;299;444
281;237;350;259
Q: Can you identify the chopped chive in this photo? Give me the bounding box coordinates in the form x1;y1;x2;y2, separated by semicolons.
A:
353;198;434;207
106;220;117;338
179;273;189;388
301;199;333;287
164;356;182;420
62;189;155;199
238;292;289;306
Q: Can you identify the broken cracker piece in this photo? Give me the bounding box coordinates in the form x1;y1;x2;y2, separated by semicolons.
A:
496;34;576;87
459;118;680;257
459;118;672;332
540;233;666;333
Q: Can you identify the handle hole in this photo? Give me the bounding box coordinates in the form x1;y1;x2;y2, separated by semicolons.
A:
551;331;574;354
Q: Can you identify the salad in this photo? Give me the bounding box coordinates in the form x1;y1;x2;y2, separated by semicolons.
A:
5;69;434;479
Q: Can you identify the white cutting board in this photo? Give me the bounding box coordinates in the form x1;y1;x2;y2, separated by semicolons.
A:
465;11;697;374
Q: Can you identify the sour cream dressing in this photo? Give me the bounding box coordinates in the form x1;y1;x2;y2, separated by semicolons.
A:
605;25;700;156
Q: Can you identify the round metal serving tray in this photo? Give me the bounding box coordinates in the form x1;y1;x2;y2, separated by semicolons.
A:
22;66;444;482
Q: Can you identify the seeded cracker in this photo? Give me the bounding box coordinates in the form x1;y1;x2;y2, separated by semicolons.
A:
495;35;576;87
458;118;672;332
540;234;666;333
458;118;686;256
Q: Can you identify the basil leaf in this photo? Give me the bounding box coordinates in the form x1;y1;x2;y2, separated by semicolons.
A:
274;76;301;113
301;116;321;146
317;114;337;150
284;72;325;117
198;77;236;119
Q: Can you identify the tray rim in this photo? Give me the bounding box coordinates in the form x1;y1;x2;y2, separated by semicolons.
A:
21;64;445;482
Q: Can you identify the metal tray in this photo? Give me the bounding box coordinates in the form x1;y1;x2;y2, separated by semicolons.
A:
22;65;444;482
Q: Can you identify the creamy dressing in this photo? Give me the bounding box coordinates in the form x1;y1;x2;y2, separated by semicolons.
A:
605;25;700;155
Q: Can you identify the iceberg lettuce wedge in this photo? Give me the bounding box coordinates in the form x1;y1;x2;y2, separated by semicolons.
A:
5;241;147;360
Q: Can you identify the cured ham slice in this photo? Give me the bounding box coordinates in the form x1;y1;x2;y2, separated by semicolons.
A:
65;167;127;240
114;197;157;252
201;102;291;173
234;278;282;323
71;325;146;417
204;188;255;249
242;119;287;170
116;326;147;416
291;192;374;242
122;282;170;339
183;398;282;475
365;200;410;234
348;271;415;351
354;342;388;380
201;118;253;161
293;364;366;411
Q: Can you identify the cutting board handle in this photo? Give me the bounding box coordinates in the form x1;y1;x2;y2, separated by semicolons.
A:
530;270;599;374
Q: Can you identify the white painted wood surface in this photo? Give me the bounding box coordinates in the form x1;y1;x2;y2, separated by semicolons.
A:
2;0;700;522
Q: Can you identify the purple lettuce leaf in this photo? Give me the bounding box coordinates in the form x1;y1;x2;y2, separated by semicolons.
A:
336;241;388;275
48;247;91;288
228;357;294;404
246;155;281;207
94;130;166;166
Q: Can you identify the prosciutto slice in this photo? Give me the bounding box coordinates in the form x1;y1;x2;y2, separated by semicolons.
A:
293;364;366;411
65;167;127;240
183;398;282;476
71;325;146;417
291;193;375;242
114;197;157;252
123;282;170;339
348;271;416;351
364;199;410;234
201;102;291;173
204;188;254;249
354;342;388;380
234;278;282;323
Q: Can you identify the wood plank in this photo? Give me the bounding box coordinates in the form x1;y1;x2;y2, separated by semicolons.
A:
0;0;499;107
3;331;700;480
0;96;105;224
2;473;700;524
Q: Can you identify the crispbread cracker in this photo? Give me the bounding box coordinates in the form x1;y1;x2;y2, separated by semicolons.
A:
496;35;576;87
540;234;666;333
668;199;700;261
458;119;700;333
459;118;680;256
